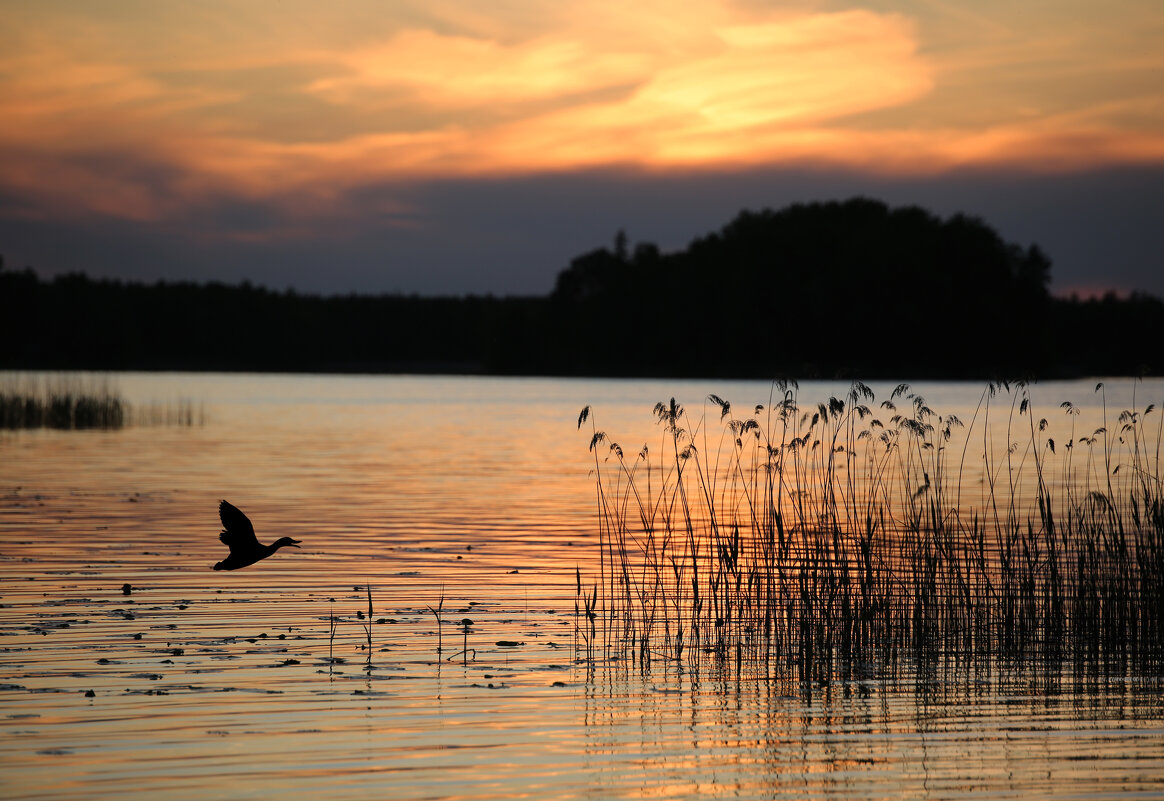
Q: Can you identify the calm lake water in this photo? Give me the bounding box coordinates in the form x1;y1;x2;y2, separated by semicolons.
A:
2;372;1163;800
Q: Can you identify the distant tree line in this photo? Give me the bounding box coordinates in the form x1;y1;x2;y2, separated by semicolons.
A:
3;198;1161;379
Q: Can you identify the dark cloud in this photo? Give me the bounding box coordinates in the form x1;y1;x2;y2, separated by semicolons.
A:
3;166;1162;299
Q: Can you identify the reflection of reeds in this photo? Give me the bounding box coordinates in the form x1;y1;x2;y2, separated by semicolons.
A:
0;375;203;429
580;381;1164;680
131;398;204;427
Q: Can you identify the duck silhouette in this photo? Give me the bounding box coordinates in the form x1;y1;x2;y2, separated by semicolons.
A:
213;500;301;571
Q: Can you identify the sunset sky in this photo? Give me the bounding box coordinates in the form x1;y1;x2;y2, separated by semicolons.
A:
2;0;1162;297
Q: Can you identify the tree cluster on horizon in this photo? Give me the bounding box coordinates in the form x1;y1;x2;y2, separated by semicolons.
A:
3;198;1161;379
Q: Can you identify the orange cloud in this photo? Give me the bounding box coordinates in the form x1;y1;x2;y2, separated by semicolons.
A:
1;1;1162;231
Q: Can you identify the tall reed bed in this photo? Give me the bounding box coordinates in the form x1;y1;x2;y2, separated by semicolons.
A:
578;381;1164;679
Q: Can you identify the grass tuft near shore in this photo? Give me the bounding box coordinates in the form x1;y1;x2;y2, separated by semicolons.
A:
1;375;202;429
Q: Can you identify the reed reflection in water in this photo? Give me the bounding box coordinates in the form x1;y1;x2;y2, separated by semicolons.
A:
1;373;1163;800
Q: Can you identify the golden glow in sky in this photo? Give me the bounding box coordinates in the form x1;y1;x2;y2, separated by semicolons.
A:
2;0;1163;226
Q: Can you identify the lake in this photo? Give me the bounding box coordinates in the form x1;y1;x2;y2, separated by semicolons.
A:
3;372;1163;800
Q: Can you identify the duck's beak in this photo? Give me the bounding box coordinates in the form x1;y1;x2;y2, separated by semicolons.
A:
289;539;302;547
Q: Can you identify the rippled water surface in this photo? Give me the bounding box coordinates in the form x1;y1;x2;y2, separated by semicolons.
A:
3;373;1163;800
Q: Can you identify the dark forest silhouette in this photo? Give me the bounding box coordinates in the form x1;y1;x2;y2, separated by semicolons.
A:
3;198;1161;378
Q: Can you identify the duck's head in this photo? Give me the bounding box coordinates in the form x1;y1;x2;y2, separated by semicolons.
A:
274;537;302;549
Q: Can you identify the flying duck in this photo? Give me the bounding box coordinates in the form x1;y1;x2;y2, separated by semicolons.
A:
213;500;301;571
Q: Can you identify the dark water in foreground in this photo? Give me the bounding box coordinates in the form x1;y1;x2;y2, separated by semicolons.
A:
2;373;1163;800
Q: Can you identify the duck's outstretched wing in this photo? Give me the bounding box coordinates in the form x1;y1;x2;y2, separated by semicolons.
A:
219;500;259;553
